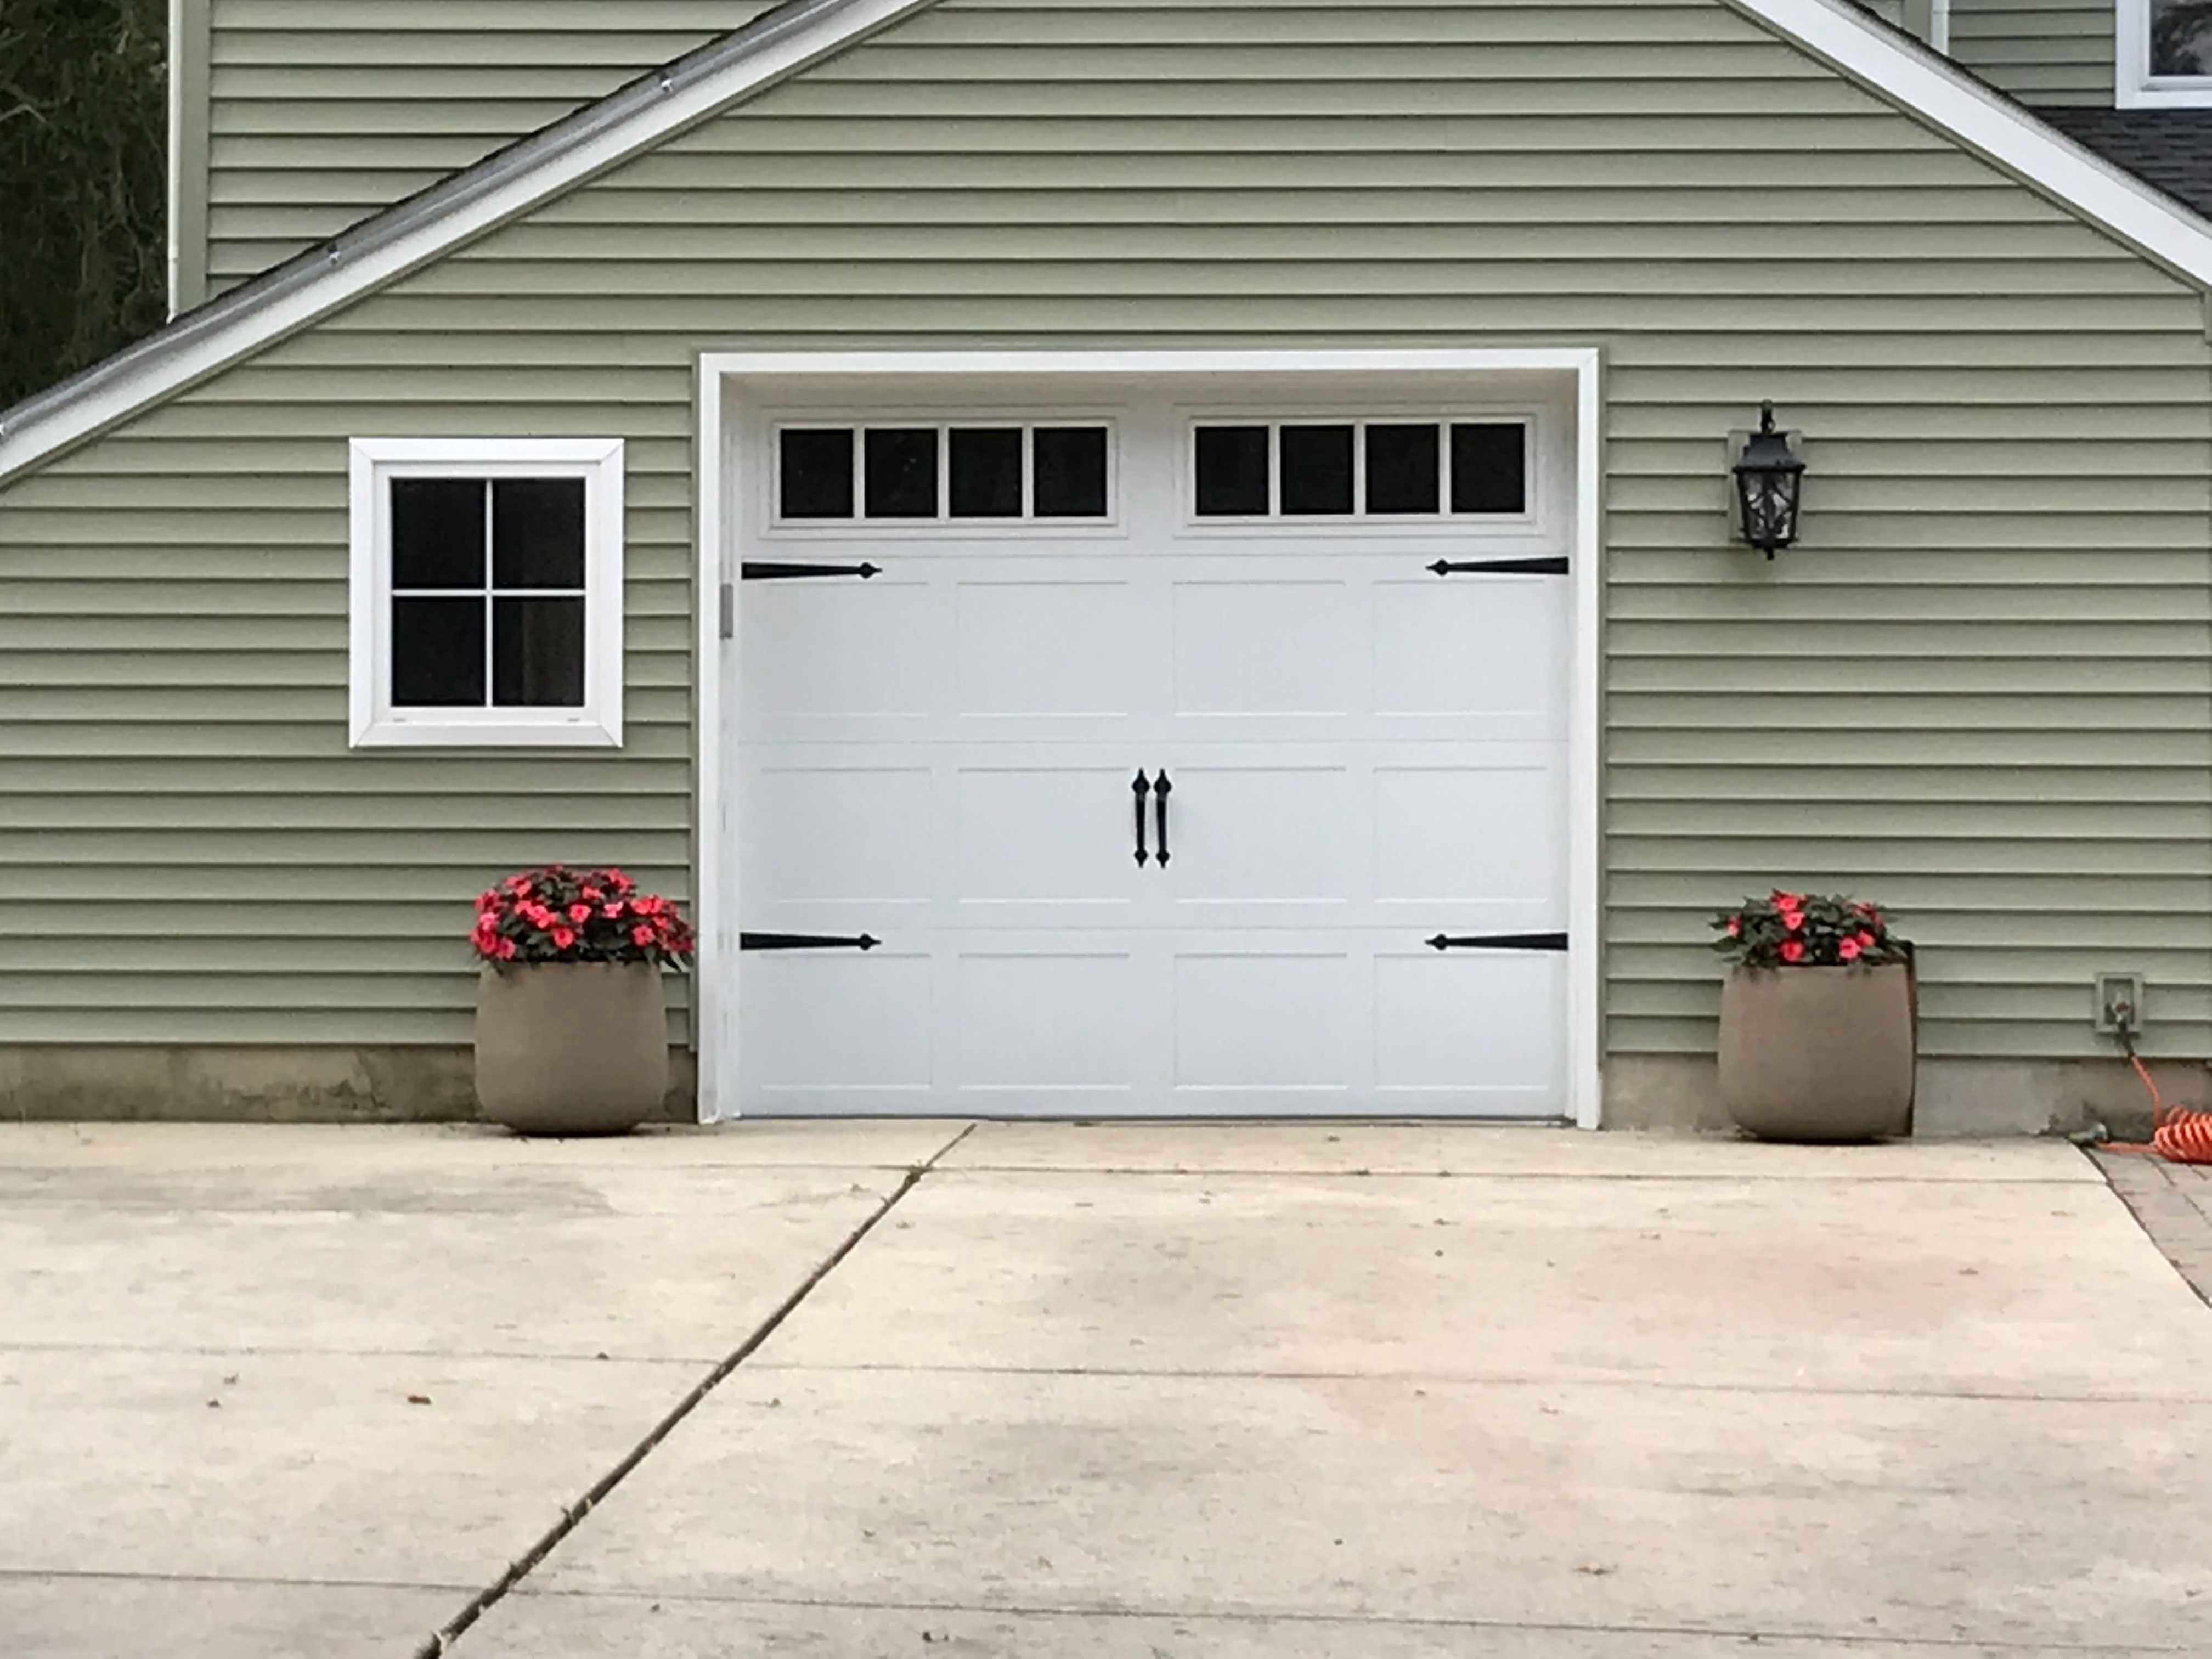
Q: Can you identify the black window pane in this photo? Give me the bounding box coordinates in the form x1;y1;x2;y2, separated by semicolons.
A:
1034;426;1109;518
949;428;1023;518
1450;423;1528;515
1365;423;1441;514
1194;425;1269;516
492;597;586;708
391;596;486;707
865;427;939;518
780;428;854;520
492;477;586;589
1279;424;1354;516
390;478;486;589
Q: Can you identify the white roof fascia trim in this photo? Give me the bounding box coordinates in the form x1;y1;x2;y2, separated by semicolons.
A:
1734;0;2212;287
0;0;937;486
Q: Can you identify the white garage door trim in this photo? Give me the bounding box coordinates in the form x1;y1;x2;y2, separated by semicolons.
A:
693;347;1604;1128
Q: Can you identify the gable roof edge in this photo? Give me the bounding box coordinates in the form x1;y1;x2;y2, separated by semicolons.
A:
1734;0;2212;288
0;0;938;486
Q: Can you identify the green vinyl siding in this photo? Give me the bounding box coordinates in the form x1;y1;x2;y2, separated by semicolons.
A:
4;0;2209;1060
194;0;774;300
1946;0;2114;106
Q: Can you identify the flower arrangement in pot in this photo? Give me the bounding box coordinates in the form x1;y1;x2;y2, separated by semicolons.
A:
470;865;694;1135
1709;890;1915;1142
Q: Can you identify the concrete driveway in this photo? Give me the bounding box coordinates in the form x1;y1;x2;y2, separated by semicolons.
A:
3;1122;2209;1657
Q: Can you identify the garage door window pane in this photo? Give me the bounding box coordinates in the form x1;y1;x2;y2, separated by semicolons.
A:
392;596;487;706
1365;424;1441;515
950;428;1024;518
390;478;486;589
865;428;940;519
1450;423;1528;516
1280;424;1355;516
492;477;587;588
780;428;855;520
1034;426;1109;518
1195;426;1271;516
493;597;587;707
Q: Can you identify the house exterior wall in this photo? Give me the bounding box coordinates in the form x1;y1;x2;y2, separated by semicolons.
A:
4;0;2209;1119
1946;0;2115;106
187;0;774;304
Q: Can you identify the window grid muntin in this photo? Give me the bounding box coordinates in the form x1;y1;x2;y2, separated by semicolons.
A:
770;418;1116;527
1189;415;1535;523
386;475;590;712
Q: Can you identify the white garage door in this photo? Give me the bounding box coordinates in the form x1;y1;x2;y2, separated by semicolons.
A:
727;381;1574;1118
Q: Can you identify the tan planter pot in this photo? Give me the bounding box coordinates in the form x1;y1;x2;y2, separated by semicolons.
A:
475;961;668;1136
1718;963;1915;1142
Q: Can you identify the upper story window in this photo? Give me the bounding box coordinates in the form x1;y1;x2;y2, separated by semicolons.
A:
2121;0;2212;106
347;438;625;748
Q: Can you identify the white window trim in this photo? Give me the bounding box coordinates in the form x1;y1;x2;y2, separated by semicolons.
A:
347;437;626;749
2118;0;2212;108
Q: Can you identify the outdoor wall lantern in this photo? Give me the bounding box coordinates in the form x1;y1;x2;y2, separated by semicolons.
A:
1731;401;1805;558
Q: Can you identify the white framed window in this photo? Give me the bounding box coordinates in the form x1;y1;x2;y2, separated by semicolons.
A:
768;417;1119;531
347;437;625;748
2119;0;2212;107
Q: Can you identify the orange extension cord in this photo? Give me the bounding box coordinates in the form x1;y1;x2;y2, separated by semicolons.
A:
2100;1051;2212;1165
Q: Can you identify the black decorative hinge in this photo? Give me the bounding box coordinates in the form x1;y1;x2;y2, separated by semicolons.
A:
742;562;882;582
740;932;882;952
1426;932;1569;952
1428;557;1570;577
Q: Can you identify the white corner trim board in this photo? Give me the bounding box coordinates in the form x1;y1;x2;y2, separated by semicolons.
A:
690;347;1606;1131
5;0;2212;486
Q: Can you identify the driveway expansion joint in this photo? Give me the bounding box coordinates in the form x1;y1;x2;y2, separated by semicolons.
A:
413;1122;975;1658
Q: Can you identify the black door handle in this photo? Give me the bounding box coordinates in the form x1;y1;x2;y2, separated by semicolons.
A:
1132;771;1151;866
1153;770;1172;867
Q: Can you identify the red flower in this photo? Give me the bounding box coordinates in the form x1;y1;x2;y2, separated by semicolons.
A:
1772;891;1804;911
504;876;534;898
1856;930;1877;949
494;937;517;961
580;885;602;903
1837;938;1862;962
566;902;592;925
635;894;664;917
631;924;655;947
1780;939;1806;964
602;902;624;919
1781;910;1805;932
475;890;499;915
1725;917;1742;938
608;870;635;896
550;926;577;950
524;904;555;929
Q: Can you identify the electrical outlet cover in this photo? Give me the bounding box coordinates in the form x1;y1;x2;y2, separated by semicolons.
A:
2094;972;2146;1035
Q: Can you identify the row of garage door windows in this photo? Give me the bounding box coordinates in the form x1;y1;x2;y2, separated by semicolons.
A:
774;417;1532;526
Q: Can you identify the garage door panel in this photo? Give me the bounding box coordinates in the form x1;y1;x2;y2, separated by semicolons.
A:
1373;757;1567;910
744;762;936;910
1163;762;1357;907
953;946;1148;1097
1171;947;1361;1099
728;383;1574;1120
1373;575;1567;733
1170;579;1359;719
740;578;937;731
1374;949;1568;1111
956;763;1146;912
954;578;1142;721
741;950;935;1103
